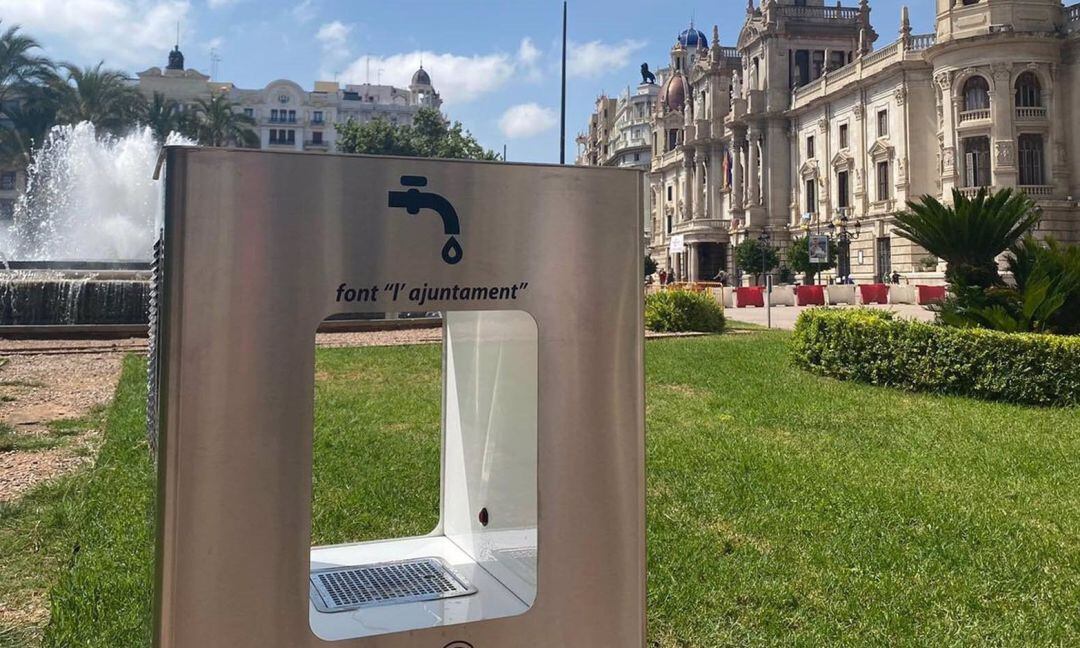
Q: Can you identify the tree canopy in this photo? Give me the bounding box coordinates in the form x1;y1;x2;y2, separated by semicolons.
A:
335;107;499;160
735;238;779;284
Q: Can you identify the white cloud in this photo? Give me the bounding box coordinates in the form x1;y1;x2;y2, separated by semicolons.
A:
499;103;558;139
291;0;316;23
337;51;515;105
567;39;646;79
206;0;240;7
0;0;192;69
518;38;540;65
317;21;351;49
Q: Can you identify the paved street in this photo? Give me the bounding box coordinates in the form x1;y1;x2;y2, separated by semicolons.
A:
724;303;936;330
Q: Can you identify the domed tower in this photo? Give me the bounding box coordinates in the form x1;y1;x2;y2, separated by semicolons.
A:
936;0;1063;43
929;0;1068;198
409;64;442;109
672;23;709;74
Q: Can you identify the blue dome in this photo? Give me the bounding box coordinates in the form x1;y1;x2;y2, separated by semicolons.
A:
677;27;708;49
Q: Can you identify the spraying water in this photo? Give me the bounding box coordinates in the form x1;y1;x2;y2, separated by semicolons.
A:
2;122;191;262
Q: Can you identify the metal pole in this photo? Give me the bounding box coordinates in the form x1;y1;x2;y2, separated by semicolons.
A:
766;274;772;329
560;1;567;164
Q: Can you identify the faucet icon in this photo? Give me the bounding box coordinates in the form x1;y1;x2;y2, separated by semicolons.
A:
387;175;462;265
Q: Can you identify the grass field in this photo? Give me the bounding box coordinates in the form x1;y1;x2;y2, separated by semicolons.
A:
2;332;1078;647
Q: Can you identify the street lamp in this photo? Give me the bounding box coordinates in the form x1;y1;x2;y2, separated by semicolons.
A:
757;227;772;287
826;211;861;282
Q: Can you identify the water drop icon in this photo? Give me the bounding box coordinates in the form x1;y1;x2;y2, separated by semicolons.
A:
442;236;463;265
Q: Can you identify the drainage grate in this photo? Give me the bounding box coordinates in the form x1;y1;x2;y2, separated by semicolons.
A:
310;557;477;613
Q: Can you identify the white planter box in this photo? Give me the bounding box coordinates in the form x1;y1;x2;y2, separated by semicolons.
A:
826;285;858;305
769;285;796;306
890;285;917;304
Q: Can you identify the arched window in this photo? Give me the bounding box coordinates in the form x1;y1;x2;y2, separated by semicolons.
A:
963;76;990;111
1015;72;1042;108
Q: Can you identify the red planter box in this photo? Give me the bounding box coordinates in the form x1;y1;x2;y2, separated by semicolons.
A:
795;285;825;306
917;285;947;305
735;286;765;308
860;284;889;305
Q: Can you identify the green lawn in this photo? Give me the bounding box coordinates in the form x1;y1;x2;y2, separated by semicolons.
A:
3;333;1079;647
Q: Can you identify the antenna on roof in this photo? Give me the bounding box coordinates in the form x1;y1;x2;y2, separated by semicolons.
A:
175;22;180;48
210;48;222;79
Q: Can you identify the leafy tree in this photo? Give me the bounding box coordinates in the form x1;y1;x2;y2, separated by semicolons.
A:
0;22;54;107
734;238;779;285
893;188;1041;289
190;93;258;147
336;107;498;160
52;62;146;136
644;255;658;278
788;235;837;285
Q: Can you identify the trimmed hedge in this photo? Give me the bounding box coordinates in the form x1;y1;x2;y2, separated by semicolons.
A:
645;289;726;333
792;308;1080;407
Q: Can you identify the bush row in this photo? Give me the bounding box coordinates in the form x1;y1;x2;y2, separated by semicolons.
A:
791;308;1080;407
645;289;726;333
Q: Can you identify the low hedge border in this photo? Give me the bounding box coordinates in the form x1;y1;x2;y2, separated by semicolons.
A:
645;289;726;333
792;308;1080;407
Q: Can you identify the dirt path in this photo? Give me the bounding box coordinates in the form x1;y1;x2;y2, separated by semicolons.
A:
0;348;128;503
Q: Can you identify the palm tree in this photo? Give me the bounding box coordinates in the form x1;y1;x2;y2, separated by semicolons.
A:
144;91;181;143
52;62;146;136
191;93;257;147
0;22;54;107
892;188;1041;289
0;84;58;167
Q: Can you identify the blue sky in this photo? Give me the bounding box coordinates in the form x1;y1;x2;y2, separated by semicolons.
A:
0;0;935;163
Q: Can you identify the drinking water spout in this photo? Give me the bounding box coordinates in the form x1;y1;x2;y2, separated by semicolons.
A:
387;175;462;264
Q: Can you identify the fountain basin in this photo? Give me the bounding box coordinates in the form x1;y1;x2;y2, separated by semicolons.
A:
0;275;150;326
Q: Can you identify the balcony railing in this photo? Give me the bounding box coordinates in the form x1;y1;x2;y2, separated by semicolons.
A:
1019;185;1053;197
864;38;901;66
304;140;329;148
958;186;991;199
780;5;860;22
1068;3;1080;24
1015;106;1047;120
959;109;991;122
907;33;936;51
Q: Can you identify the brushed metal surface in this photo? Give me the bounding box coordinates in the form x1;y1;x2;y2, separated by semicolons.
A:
154;148;645;647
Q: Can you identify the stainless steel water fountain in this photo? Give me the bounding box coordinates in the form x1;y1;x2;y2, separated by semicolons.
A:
152;147;646;647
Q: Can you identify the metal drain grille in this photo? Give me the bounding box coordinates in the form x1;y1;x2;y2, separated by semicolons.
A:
310;558;477;613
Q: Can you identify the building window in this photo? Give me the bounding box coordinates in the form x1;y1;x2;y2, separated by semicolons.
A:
837;170;850;209
839;123;849;149
288;110;296;123
805;178;816;214
1015;72;1042;108
633;152;640;162
963;137;992;187
0;171;15;191
667;185;673;201
876;161;890;201
1018;134;1045;186
313;110;324;124
287;129;295;144
877;109;888;138
667;129;678;151
0;199;13;221
243;108;254;118
312;131;323;145
806;135;815;158
962;76;990;111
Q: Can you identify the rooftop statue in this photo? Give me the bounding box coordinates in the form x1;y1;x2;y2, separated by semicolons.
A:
641;63;656;85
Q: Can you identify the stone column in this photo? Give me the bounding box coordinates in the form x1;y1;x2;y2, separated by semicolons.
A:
990;64;1017;189
683;153;695;221
935;71;958;197
688;244;699;282
732;137;745;212
695;156;707;219
747;127;760;208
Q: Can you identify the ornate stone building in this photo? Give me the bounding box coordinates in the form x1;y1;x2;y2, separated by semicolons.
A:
137;46;441;152
579;0;1080;283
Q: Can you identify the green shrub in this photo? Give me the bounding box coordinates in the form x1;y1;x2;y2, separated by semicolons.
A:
792;308;1080;406
645;289;725;333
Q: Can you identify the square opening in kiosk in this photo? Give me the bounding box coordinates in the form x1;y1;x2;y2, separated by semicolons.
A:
309;310;537;641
